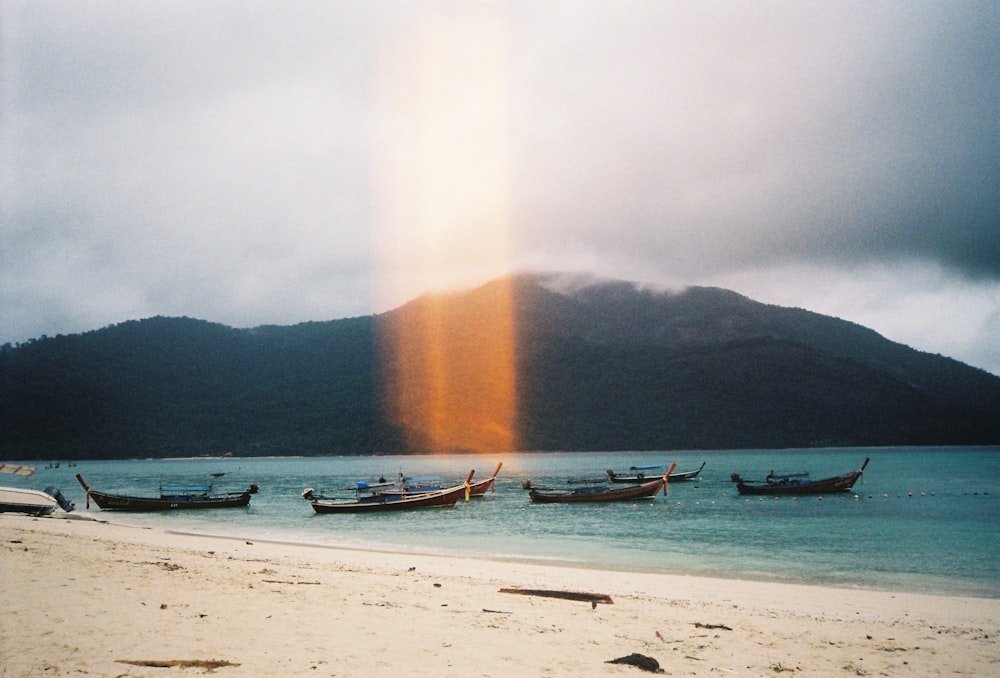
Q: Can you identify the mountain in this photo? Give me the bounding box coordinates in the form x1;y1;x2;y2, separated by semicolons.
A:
2;273;997;459
506;274;999;450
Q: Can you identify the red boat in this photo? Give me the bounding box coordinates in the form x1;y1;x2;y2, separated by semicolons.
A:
467;462;503;496
365;465;502;500
304;482;468;514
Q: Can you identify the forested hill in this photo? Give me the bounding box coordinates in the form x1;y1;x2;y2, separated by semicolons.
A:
3;273;998;459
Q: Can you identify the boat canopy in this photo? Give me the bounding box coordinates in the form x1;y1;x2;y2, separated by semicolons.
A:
628;464;665;471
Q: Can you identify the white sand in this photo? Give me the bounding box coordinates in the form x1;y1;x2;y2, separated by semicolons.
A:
2;513;997;677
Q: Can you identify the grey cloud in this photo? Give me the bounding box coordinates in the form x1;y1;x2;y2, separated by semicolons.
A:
1;1;997;374
506;1;999;280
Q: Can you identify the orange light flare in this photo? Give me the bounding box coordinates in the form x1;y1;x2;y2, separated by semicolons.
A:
381;279;518;454
370;7;519;454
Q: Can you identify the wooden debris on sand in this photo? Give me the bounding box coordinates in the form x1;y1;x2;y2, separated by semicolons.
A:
116;659;239;672
261;579;321;585
498;588;614;605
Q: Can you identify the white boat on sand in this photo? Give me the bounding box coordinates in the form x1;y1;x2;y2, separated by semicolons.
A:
0;464;75;516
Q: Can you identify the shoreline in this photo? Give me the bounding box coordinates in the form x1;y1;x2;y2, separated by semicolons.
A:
91;510;999;601
20;447;1000;603
162;529;997;601
3;513;998;676
45;507;1000;601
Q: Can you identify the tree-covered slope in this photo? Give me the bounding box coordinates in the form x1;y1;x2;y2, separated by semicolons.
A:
2;273;997;459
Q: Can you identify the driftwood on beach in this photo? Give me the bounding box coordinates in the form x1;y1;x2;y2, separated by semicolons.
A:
499;588;614;604
116;659;239;671
693;622;733;631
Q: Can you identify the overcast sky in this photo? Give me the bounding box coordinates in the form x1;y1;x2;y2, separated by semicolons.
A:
2;1;998;374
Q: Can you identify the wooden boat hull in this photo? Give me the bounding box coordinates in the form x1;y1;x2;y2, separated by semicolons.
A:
383;483;494;500
0;486;59;516
608;462;705;483
467;477;495;496
669;462;705;482
76;474;253;511
383;464;501;497
733;458;869;496
529;477;666;504
468;462;503;496
308;483;467;514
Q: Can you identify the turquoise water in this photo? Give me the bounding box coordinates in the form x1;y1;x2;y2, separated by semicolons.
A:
21;447;1000;598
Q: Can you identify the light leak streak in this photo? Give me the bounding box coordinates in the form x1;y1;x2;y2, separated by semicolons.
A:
371;8;518;453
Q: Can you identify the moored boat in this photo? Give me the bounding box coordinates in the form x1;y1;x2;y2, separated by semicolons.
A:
607;462;705;483
730;457;870;496
528;464;675;504
467;462;503;496
303;481;469;513
353;465;501;500
76;474;258;511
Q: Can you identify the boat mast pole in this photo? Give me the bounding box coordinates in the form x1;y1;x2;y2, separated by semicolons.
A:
663;463;676;496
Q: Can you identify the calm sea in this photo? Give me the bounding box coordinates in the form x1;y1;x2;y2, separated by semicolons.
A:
17;447;1000;598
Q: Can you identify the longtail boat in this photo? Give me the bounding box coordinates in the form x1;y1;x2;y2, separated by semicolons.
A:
730;457;869;496
395;463;501;497
303;481;469;514
467;462;503;496
76;474;258;511
353;465;501;499
528;464;675;504
606;462;705;483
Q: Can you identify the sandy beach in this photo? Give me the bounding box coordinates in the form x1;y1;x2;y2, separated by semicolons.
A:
2;513;997;677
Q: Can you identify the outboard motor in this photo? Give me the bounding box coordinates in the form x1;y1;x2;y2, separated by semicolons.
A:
44;486;75;512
